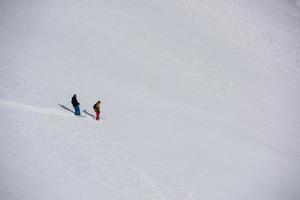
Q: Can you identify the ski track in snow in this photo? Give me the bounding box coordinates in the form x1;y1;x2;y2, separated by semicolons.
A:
0;99;69;117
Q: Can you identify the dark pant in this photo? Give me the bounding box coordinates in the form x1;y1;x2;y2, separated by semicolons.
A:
74;105;80;115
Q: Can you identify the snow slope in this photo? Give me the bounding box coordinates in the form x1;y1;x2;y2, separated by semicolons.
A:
0;0;300;199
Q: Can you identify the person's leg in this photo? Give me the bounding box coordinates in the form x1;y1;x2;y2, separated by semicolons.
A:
75;105;80;115
77;105;81;115
74;106;77;115
96;111;100;120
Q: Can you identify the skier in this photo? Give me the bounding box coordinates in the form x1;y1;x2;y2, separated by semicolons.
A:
71;94;81;115
93;100;101;120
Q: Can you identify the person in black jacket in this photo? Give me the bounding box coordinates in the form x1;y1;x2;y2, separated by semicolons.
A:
71;94;81;115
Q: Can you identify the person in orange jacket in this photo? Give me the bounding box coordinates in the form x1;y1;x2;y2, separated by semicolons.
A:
93;100;101;120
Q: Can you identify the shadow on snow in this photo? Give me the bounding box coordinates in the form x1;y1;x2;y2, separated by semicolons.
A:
58;104;75;114
59;104;96;119
83;110;95;119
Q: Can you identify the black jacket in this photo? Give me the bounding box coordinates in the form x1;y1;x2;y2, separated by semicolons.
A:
71;96;80;107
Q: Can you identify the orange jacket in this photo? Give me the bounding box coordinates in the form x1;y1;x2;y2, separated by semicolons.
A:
94;102;100;113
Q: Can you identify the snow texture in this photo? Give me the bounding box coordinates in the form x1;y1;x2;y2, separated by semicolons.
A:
0;0;300;200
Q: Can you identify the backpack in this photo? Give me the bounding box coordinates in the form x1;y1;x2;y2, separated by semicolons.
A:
93;104;97;110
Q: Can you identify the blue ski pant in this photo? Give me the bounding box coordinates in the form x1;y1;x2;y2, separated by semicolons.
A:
74;105;80;115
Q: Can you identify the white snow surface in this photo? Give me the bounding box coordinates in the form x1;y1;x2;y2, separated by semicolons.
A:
0;0;300;199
